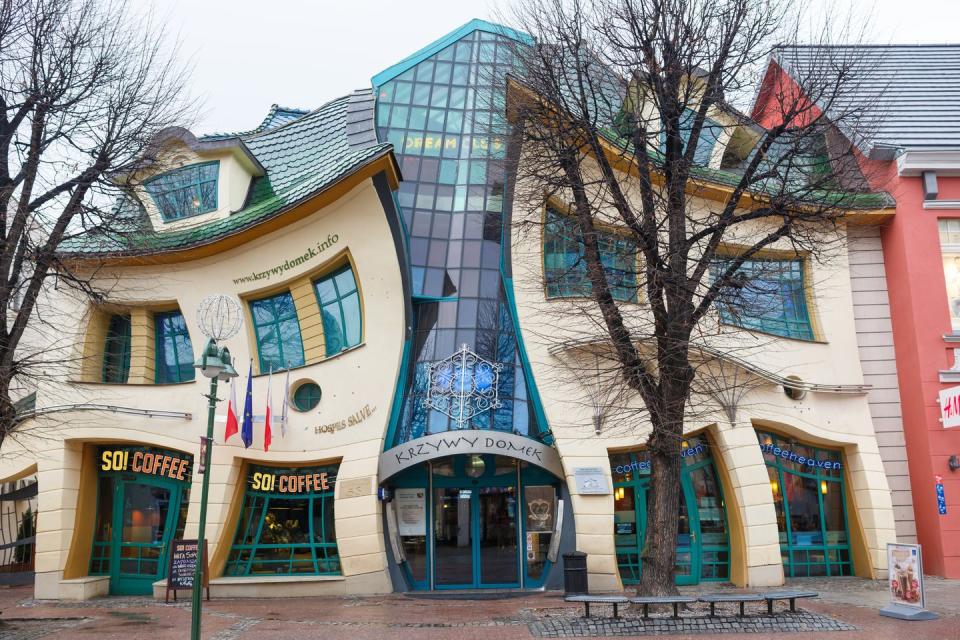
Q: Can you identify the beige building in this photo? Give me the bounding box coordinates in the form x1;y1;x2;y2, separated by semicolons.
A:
0;19;904;601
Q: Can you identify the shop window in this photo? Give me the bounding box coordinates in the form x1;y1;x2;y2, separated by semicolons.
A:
102;314;132;383
313;265;362;356
757;430;852;577
939;219;960;332
144;161;219;221
543;209;638;302
292;382;321;412
609;437;729;585
712;257;814;340
155;311;195;384
225;464;340;576
249;292;305;372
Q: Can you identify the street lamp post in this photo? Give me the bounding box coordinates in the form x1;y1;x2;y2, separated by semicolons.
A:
190;295;242;640
190;338;238;640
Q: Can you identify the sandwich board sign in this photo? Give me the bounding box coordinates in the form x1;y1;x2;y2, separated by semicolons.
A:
165;539;210;603
879;543;937;621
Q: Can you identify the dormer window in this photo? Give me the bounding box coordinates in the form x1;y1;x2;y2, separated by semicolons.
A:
145;161;219;221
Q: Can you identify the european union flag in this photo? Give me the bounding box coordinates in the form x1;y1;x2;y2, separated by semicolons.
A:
241;360;254;448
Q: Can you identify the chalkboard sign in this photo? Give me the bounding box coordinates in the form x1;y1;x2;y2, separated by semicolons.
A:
165;539;210;603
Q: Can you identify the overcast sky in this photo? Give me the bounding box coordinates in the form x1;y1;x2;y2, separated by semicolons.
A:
133;0;960;135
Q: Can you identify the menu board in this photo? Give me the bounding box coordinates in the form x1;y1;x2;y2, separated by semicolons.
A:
165;539;209;602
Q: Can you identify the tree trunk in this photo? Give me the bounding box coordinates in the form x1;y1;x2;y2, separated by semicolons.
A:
639;420;684;596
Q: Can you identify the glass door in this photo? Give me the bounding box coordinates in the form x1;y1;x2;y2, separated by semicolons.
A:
477;486;518;586
613;477;701;585
433;487;473;587
112;480;181;595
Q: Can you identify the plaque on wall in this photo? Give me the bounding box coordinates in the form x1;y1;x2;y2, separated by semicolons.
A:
574;467;610;495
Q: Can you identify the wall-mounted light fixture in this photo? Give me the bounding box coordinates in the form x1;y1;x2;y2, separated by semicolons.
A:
949;455;960;472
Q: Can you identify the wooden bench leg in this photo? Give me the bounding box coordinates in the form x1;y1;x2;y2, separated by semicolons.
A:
739;601;745;617
709;602;716;617
613;603;619;619
672;602;679;619
643;604;650;619
584;602;590;618
789;599;796;613
767;599;773;615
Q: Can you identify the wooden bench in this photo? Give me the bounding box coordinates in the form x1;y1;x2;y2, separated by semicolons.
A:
760;590;818;614
630;596;698;619
698;593;764;617
564;595;630;619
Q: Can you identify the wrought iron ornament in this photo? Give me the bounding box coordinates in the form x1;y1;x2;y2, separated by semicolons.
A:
424;344;502;428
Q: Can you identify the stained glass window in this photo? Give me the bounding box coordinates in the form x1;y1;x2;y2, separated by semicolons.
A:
313;265;362;356
225;464;340;576
102;314;131;383
543;210;638;302
712;257;814;340
144;161;219;221
249;292;305;372
155;311;195;383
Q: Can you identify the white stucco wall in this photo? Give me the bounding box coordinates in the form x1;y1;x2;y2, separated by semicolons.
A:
508;156;897;589
0;177;406;599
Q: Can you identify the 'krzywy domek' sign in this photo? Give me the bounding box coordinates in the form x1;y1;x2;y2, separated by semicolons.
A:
378;430;564;479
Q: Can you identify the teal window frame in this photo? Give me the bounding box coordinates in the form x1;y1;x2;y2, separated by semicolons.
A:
144;161;219;222
154;310;195;384
249;292;305;372
224;464;341;576
610;438;730;585
292;382;322;412
543;209;638;302
712;257;814;340
757;430;852;578
102;314;132;383
313;265;362;356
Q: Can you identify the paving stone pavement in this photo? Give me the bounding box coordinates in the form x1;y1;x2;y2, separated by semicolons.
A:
1;577;959;640
0;617;91;640
528;610;856;637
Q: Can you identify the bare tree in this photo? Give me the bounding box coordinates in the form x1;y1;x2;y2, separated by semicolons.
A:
0;0;192;447
500;0;885;594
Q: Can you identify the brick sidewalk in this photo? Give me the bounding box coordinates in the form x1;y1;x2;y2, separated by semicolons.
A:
0;578;956;639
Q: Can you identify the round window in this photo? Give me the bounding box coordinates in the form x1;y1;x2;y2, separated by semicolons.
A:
292;382;322;412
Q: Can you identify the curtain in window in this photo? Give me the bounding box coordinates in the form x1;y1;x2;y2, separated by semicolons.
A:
543;210;638;302
102;314;131;383
155;311;195;383
712;258;814;340
144;161;219;221
314;265;362;356
250;292;305;371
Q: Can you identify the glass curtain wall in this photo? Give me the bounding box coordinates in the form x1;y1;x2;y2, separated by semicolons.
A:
375;29;541;442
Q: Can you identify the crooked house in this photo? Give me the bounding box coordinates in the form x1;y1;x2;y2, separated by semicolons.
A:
0;20;902;599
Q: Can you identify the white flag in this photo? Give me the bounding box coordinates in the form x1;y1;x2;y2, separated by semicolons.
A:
281;368;291;438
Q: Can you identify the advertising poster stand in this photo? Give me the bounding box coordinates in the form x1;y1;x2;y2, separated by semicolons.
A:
879;543;938;621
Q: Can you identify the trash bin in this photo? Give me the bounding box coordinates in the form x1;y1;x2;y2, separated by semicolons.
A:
563;551;588;595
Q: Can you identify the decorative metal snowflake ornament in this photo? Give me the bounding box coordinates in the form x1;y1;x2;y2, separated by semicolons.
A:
425;344;502;428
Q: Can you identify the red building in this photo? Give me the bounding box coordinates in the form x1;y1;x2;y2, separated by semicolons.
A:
753;45;960;577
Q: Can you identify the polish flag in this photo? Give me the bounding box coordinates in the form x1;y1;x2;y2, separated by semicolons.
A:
224;378;239;443
264;368;273;452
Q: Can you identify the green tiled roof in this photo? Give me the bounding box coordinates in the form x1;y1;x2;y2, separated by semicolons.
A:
64;96;393;257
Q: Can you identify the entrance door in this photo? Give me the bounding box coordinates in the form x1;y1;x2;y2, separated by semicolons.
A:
614;477;700;585
111;479;182;595
432;485;520;588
